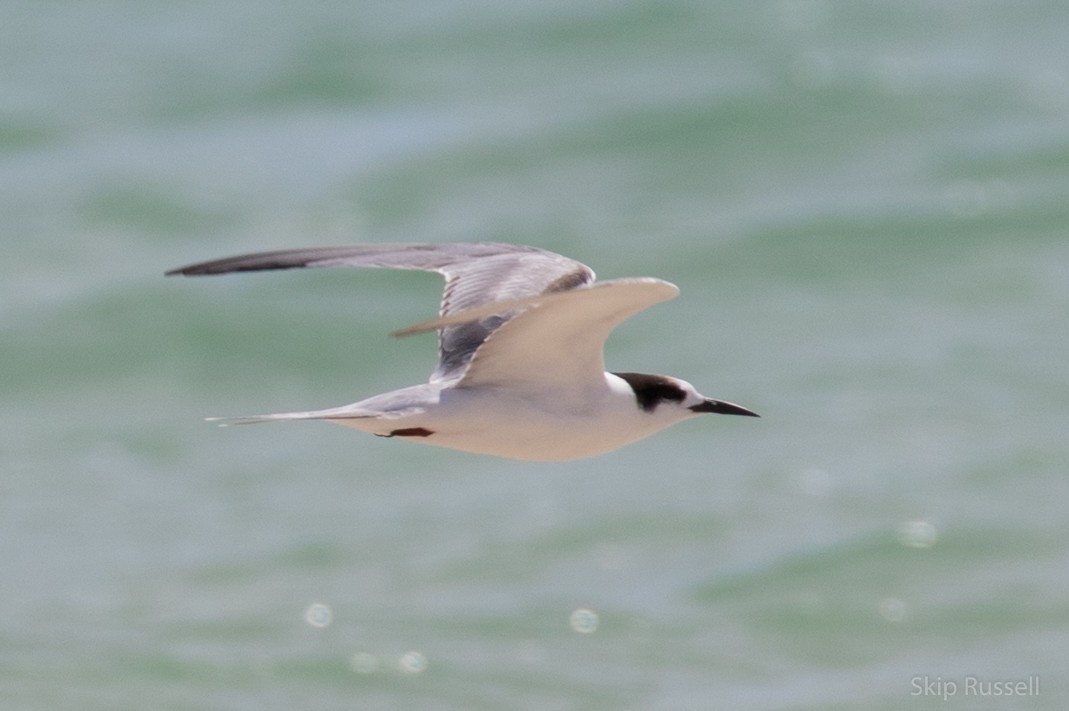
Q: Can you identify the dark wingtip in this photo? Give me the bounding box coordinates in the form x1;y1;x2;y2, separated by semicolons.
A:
165;249;332;277
164;260;284;277
165;263;218;277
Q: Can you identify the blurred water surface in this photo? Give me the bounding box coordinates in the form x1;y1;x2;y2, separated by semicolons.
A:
3;1;1068;709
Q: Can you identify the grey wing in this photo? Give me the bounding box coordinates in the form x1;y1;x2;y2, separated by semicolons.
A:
450;278;680;392
167;242;595;382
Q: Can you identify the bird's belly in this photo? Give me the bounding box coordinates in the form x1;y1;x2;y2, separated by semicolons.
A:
435;417;639;461
411;397;655;461
328;385;663;461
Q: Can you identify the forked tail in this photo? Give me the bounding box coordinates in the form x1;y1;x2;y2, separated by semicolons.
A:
205;409;374;426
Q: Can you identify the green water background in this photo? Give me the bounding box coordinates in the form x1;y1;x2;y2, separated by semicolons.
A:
3;1;1068;709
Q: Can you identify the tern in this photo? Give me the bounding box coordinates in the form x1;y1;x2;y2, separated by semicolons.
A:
167;242;757;461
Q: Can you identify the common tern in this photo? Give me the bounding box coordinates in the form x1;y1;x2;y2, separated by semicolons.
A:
167;242;757;461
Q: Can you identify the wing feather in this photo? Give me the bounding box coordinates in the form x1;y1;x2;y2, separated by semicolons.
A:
450;278;680;395
167;242;594;381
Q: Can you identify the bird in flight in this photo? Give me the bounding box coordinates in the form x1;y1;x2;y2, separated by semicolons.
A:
167;242;757;461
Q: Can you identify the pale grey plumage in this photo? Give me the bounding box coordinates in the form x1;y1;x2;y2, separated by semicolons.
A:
167;242;757;461
168;242;592;383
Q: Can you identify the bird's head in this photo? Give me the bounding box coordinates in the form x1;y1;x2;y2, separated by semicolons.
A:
612;372;759;421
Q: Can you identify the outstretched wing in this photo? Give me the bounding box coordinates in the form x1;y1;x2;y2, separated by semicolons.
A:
403;278;680;396
167;242;594;382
